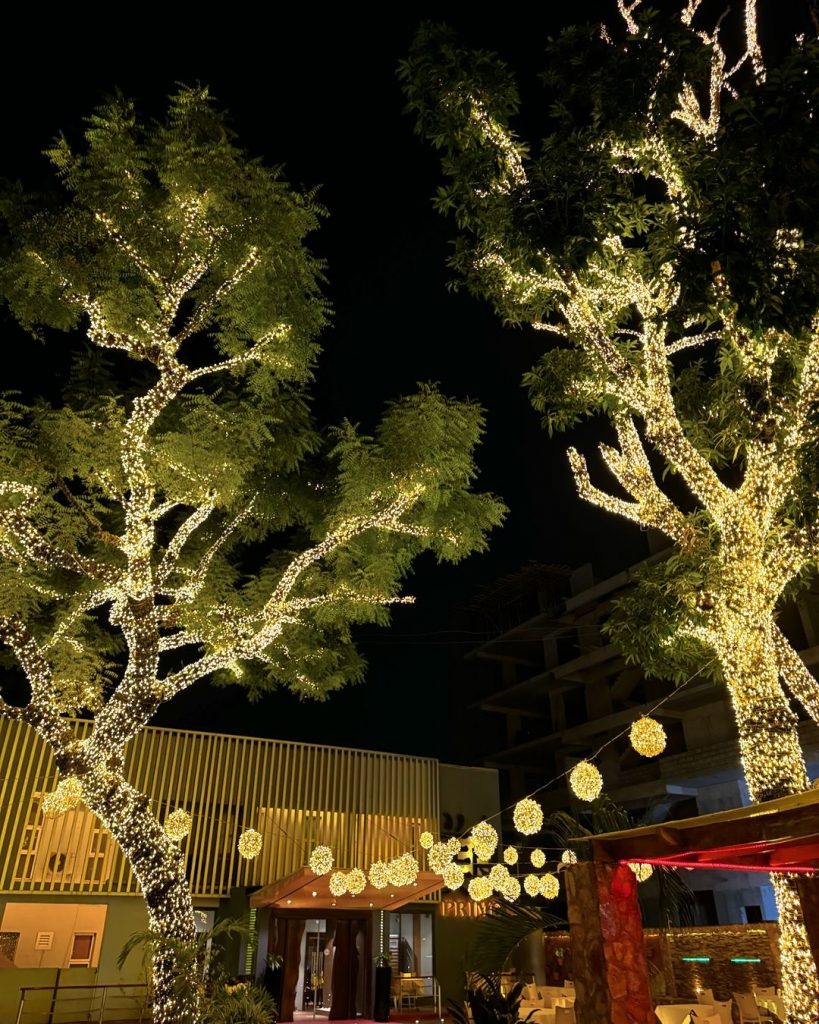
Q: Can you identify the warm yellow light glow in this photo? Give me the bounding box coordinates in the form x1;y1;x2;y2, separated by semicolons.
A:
470;820;499;860
427;841;453;875
530;848;546;869
513;797;544;835
446;836;462;856
309;845;334;876
467;875;493;902
569;761;603;802
369;861;390;889
347;867;367;896
419;830;434;850
539;873;559;900
629;717;667;758
41;776;83;818
237;828;262;860
443;862;465;890
329;871;348;897
388;852;419;887
503;845;519;865
629;863;654;882
489;863;510;887
561;849;578;865
500;874;521;902
163;808;192;843
523;874;541;897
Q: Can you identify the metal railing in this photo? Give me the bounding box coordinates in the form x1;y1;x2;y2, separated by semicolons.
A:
394;975;441;1017
15;982;149;1024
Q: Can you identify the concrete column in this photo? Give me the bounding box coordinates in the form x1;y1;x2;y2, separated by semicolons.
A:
565;862;654;1024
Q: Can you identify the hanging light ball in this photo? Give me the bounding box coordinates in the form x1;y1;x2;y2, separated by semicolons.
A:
467;875;493;902
238;828;263;860
629;862;654;882
369;861;390;889
503;846;519;866
629;717;667;758
446;836;462;856
388;852;419;887
561;849;578;865
489;863;510;888
164;808;192;842
530;848;546;869
569;760;603;802
513;798;544;836
419;831;434;850
471;821;499;861
42;777;83;818
329;871;348;896
442;863;465;890
427;842;453;875
309;845;334;876
501;875;521;902
539;873;560;900
347;867;367;896
523;874;541;897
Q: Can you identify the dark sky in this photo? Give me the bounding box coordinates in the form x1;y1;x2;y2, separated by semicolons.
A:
2;4;808;760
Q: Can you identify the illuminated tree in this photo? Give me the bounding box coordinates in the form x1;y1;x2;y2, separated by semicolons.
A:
403;4;819;1020
0;89;504;1024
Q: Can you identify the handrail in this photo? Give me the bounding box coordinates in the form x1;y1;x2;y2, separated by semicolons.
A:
15;981;149;1024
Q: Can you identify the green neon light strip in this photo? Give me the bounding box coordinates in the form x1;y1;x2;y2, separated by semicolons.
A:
681;957;711;963
731;957;762;963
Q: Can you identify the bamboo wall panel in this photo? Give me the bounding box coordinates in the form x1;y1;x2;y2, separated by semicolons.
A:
0;719;439;899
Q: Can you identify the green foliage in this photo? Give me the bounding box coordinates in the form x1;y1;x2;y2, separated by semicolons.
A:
448;974;532;1024
202;984;278;1024
0;87;504;711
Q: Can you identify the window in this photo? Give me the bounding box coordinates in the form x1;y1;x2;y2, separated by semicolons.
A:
69;933;95;967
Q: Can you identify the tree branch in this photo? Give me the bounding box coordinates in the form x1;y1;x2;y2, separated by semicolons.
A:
774;625;819;726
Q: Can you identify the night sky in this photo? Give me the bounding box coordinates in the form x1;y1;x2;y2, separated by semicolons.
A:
1;4;806;760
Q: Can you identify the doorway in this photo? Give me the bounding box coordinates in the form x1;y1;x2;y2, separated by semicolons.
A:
270;912;372;1023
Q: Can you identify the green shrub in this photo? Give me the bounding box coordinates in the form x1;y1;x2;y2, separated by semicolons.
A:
203;983;278;1024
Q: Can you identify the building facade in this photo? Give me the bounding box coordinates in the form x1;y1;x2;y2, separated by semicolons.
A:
0;718;499;1021
460;550;819;927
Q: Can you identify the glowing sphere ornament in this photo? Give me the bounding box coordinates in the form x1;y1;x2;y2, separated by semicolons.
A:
629;862;654;882
369;861;390;889
442;863;465;890
539;873;560;900
388;852;419;887
629;716;667;758
530;848;546;869
41;776;83;818
523;874;541;897
513;797;544;836
561;849;578;865
347;867;367;895
420;831;434;850
164;808;192;842
427;842;453;874
489;863;510;887
329;871;348;896
238;828;263;860
471;821;499;861
569;760;603;802
503;846;519;866
501;875;521;901
446;837;462;856
467;875;493;902
309;845;334;876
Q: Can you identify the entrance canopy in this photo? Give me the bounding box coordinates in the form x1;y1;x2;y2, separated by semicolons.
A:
250;868;444;910
591;788;819;874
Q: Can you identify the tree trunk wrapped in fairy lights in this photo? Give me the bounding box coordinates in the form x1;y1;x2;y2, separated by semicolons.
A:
402;3;819;1020
0;89;504;1023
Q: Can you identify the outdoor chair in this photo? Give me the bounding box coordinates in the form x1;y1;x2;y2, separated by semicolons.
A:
554;1006;575;1024
733;991;774;1023
706;999;733;1024
697;989;715;1005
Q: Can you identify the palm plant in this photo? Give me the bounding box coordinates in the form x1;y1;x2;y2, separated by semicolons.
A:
449;974;534;1024
466;902;564;977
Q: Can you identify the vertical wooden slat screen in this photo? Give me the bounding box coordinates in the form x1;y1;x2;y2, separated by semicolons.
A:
0;719;439;899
